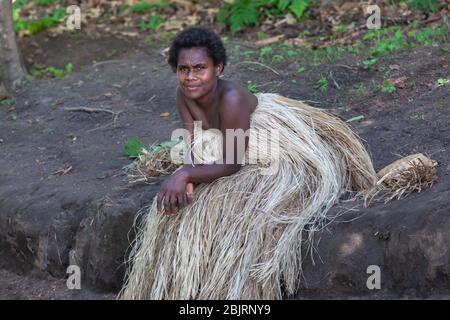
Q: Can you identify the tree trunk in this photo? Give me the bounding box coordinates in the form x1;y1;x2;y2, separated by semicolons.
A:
0;0;27;98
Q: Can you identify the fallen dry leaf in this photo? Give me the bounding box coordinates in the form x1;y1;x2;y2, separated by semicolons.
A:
388;76;409;89
160;112;170;117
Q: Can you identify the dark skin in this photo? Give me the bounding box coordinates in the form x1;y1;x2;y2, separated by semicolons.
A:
157;47;258;214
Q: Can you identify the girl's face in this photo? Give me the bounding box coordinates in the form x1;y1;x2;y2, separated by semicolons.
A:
176;47;222;100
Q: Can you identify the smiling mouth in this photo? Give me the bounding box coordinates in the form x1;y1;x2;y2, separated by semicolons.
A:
184;85;201;91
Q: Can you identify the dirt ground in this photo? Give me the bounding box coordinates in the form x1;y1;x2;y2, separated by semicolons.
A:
0;27;449;299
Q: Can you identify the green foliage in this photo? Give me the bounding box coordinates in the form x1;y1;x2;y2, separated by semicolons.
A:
123;137;145;158
288;0;309;18
437;78;447;86
14;6;66;34
13;0;29;10
148;139;182;154
334;24;347;33
381;80;396;93
353;83;366;96
272;54;284;62
218;0;309;33
317;75;328;92
370;29;409;56
31;63;73;78
362;58;377;70
413;26;448;45
0;98;15;108
131;1;151;13
297;66;305;73
139;15;164;30
65;63;73;74
34;0;55;5
259;46;273;59
347;43;362;55
247;82;259;93
409;0;439;14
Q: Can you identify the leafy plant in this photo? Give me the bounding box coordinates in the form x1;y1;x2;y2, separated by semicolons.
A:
381;80;396;93
317;75;328;92
362;58;377;70
297;66;305;73
218;0;263;33
34;0;55;5
287;50;297;57
131;1;151;13
334;24;347;33
272;54;284;62
0;98;15;108
31;63;73;78
370;29;409;56
218;0;309;33
437;78;447;86
354;83;366;96
247;82;259;93
123;137;145;158
139;15;164;30
14;6;67;34
259;46;273;59
409;0;439;14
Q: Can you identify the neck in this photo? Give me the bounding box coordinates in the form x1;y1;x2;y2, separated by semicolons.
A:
195;78;219;109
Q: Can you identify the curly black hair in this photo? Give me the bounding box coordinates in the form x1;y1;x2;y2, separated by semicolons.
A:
168;27;227;74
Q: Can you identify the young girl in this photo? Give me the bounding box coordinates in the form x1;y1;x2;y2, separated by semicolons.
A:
119;27;377;300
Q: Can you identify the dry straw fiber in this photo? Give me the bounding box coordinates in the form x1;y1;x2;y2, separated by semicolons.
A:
119;93;377;300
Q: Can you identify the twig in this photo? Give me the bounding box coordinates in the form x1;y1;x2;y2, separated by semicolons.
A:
86;111;123;133
52;165;73;175
334;64;357;71
236;61;280;76
329;71;341;90
63;107;118;115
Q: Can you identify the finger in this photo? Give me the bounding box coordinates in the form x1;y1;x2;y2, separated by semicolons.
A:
163;194;171;215
183;193;188;207
177;194;185;209
186;182;194;194
169;196;178;215
187;192;193;204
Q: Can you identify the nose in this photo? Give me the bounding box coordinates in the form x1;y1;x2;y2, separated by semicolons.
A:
186;69;196;81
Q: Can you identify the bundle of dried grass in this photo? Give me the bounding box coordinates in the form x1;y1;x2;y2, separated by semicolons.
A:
126;141;184;183
119;93;377;300
373;153;438;202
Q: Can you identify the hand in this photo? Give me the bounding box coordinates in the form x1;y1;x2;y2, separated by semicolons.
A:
157;170;192;215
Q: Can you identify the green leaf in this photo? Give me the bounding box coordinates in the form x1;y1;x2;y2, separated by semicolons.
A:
65;63;73;74
123;137;145;158
131;1;151;13
148;138;182;154
277;0;291;11
381;80;396;93
289;0;308;19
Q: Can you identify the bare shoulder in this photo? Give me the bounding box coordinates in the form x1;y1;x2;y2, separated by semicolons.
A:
218;80;258;116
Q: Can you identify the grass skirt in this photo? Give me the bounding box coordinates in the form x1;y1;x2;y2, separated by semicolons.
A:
119;93;377;299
